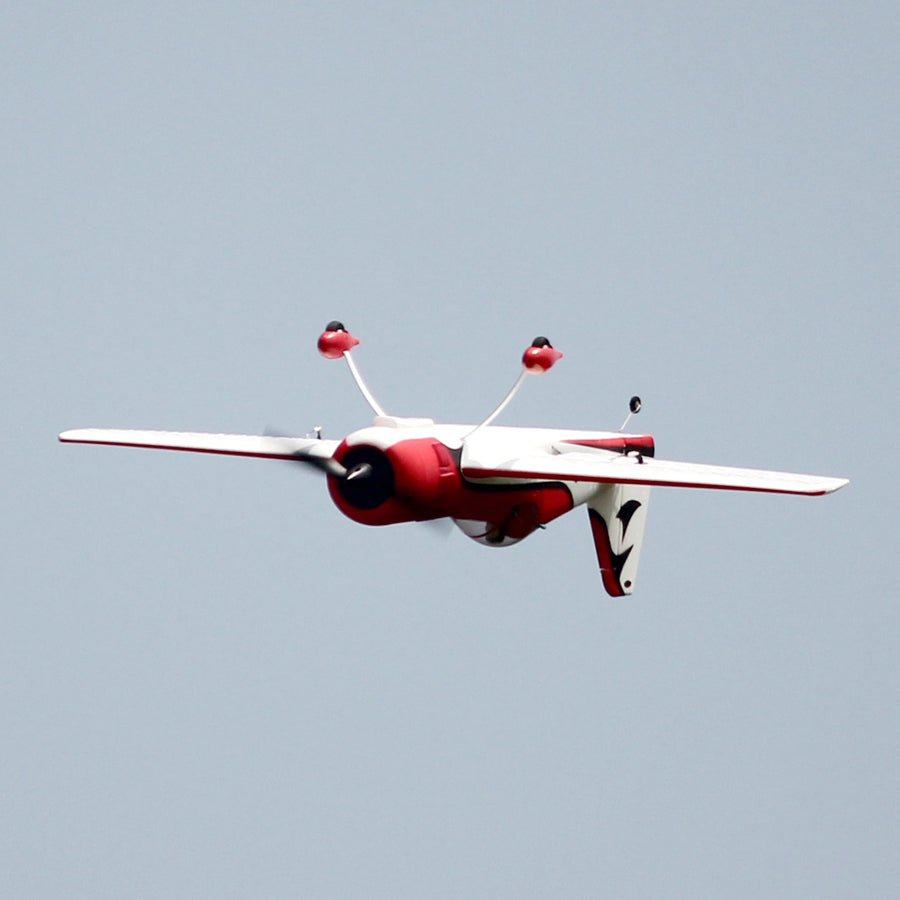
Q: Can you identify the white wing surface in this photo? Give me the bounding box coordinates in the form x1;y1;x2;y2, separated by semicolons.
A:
463;450;848;496
58;428;340;462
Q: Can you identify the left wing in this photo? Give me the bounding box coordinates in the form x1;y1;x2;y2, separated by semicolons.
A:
58;428;340;462
463;449;849;496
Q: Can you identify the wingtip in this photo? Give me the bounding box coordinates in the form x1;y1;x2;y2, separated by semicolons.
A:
59;428;92;443
59;428;108;444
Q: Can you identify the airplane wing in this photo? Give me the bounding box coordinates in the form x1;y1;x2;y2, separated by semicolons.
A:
462;450;849;496
58;428;341;463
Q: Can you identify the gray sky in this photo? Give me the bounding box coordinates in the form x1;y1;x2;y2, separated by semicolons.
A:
3;3;898;897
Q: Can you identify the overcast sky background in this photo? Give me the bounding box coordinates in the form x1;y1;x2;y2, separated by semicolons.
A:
3;3;898;897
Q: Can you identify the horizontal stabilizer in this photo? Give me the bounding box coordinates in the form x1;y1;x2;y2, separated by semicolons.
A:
58;428;340;462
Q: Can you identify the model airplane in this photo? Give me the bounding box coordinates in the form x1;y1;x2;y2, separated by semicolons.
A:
60;322;848;596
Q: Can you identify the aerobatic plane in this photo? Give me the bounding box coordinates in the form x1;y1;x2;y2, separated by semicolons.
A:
60;322;848;596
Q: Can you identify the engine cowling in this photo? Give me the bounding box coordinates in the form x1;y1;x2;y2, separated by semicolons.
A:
327;437;461;526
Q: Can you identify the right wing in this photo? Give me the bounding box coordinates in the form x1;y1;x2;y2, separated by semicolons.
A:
462;440;847;597
58;428;340;462
463;449;849;497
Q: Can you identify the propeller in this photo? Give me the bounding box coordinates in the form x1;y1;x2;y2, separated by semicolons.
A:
290;451;379;488
277;437;394;510
264;426;350;479
291;440;384;486
288;447;348;478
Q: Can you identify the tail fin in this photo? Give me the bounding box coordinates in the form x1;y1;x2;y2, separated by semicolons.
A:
587;484;651;596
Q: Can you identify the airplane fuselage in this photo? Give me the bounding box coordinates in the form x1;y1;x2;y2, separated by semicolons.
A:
328;417;647;546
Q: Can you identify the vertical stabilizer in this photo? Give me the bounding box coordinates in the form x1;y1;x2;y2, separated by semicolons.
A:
587;484;651;596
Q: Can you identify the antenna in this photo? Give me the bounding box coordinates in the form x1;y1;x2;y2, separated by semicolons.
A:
317;321;387;417
466;337;563;438
619;395;642;431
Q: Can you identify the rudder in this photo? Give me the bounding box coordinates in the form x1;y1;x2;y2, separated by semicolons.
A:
587;483;651;596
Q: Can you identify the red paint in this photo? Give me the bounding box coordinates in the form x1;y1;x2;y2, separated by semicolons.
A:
318;328;360;359
588;509;627;597
562;435;656;456
457;483;573;539
522;344;563;373
327;437;462;526
327;437;575;531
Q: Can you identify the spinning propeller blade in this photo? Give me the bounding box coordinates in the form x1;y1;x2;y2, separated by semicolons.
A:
287;445;348;478
286;445;385;488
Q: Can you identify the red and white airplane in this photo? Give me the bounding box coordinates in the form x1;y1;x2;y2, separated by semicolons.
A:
60;322;848;596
